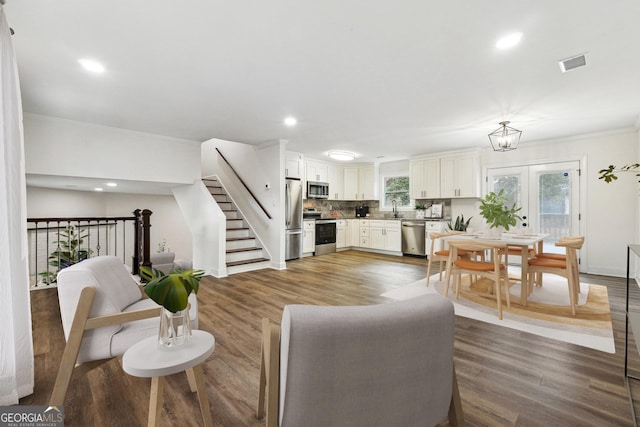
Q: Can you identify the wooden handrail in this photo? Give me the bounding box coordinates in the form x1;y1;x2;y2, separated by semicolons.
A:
26;209;152;283
215;148;272;220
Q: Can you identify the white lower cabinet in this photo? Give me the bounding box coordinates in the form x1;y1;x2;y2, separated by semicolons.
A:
369;220;401;252
303;220;315;254
336;220;347;249
425;221;446;256
359;219;370;248
347;219;359;247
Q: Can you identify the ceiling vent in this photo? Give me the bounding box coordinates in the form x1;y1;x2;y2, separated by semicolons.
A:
559;54;587;73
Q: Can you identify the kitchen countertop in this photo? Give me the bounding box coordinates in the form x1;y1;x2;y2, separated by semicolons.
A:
303;217;450;221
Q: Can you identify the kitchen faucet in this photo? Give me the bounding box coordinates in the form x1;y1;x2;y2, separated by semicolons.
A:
392;199;398;218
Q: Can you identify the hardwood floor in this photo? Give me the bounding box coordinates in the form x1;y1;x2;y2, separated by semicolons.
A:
22;250;640;426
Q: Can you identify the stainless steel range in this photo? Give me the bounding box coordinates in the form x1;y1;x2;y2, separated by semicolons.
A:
303;209;337;256
314;219;337;255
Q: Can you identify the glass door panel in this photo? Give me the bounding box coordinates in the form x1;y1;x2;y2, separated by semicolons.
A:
530;162;580;254
487;161;580;258
487;166;529;230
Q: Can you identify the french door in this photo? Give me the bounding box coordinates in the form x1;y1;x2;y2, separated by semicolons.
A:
487;161;580;255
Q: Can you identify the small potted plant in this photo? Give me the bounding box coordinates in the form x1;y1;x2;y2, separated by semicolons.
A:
140;266;204;347
448;214;472;232
478;189;522;234
415;203;427;219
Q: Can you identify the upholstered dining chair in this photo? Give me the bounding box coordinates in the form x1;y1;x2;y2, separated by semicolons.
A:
447;240;510;320
527;237;584;316
256;294;464;427
426;231;467;286
50;255;198;406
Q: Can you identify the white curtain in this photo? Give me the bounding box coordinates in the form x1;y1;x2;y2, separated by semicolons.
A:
0;6;34;404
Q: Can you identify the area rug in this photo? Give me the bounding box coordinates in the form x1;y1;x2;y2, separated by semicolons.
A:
381;269;615;353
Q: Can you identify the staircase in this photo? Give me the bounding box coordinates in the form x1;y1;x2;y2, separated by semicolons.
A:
202;178;270;275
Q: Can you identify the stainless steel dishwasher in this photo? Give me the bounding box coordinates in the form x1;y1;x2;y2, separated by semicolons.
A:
401;220;426;256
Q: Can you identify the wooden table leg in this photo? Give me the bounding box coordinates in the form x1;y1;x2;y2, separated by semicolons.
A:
189;364;213;427
149;376;164;427
186;368;197;392
520;245;528;307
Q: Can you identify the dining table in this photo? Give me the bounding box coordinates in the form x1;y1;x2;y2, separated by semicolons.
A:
442;231;549;306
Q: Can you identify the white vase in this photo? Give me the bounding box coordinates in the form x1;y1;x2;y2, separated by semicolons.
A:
158;307;192;347
489;227;504;238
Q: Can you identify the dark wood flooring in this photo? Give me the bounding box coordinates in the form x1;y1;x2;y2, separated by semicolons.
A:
21;250;640;426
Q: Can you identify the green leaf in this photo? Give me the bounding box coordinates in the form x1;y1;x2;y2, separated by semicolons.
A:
142;267;204;313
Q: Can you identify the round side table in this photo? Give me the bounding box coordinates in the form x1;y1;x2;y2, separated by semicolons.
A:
122;330;215;427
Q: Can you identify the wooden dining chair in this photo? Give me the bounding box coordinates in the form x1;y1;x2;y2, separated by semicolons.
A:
535;236;584;261
527;237;584;316
426;231;467;286
447;240;510;320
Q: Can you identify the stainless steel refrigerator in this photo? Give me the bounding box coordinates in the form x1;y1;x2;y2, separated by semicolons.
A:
285;178;303;260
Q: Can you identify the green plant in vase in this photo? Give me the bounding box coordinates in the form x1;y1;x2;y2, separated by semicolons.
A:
140;266;204;346
478;189;522;231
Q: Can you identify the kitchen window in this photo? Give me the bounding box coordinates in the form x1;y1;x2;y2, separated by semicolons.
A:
382;174;411;209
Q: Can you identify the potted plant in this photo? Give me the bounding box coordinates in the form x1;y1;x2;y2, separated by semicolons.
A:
39;225;93;285
478;189;522;232
448;214;472;232
599;163;640;182
415;203;427;219
140;266;204;346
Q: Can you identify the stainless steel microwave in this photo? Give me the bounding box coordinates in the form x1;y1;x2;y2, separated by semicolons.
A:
307;181;329;199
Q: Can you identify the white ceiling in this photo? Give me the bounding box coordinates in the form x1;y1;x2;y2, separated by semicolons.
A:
4;1;640;165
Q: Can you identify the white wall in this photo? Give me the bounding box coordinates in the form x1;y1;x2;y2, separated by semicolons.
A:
173;182;227;277
24;114;200;184
202;138;285;269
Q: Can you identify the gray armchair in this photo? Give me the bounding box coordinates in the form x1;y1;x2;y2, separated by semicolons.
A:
257;294;463;427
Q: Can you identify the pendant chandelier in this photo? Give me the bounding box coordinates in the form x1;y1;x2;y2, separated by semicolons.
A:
488;121;521;152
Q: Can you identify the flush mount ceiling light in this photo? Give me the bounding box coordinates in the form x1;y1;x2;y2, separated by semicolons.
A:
327;150;356;161
488;121;522;152
284;117;297;126
78;58;105;73
106;182;117;187
496;32;522;50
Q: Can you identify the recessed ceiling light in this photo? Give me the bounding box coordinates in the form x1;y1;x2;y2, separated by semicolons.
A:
94;187;104;192
328;150;356;161
78;58;105;73
106;182;117;187
496;32;522;50
284;117;297;126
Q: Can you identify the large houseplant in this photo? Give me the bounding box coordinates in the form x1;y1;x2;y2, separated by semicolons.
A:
140;266;204;346
39;225;92;285
478;189;522;231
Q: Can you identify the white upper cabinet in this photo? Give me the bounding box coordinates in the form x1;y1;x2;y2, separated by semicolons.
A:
306;160;329;182
328;163;344;200
285;152;303;179
409;157;440;199
358;165;375;200
343;165;375;200
440;151;480;198
343;167;359;200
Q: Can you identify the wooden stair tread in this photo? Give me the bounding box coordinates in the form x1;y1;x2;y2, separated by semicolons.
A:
226;237;255;242
226;247;261;254
226;257;269;267
227;227;249;231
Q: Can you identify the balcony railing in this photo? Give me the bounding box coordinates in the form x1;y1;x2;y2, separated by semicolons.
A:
27;209;152;289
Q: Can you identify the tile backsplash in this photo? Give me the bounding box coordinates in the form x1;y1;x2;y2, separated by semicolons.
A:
303;198;452;220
